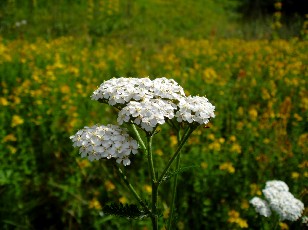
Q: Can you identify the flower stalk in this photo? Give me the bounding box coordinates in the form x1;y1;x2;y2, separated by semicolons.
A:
167;129;182;229
157;126;195;185
114;163;151;216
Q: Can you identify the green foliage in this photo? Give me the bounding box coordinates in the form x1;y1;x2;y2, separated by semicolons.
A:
160;165;199;184
0;0;237;40
103;203;148;219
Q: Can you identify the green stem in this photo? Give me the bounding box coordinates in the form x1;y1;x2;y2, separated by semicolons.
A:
114;163;151;216
167;129;182;230
151;183;159;230
147;135;156;182
131;124;146;151
157;126;194;184
146;134;158;230
272;214;280;230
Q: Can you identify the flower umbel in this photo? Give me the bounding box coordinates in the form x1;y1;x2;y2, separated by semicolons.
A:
70;124;138;166
250;180;304;221
91;77;185;107
117;99;176;132
249;197;272;217
92;77;215;132
175;96;215;125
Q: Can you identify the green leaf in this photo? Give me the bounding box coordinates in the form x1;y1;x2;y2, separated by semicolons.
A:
102;203;148;219
160;165;199;184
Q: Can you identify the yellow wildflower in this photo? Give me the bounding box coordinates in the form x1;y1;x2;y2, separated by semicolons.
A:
209;141;221;152
11;115;24;127
12;96;21;105
291;172;300;179
2;134;17;142
0;97;9;106
236;121;244;130
263;138;270;144
231;143;242;154
237;107;244;116
162;203;170;219
229;135;237;142
293;113;303;121
274;2;282;10
7;145;17;154
177;221;185;230
228;210;248;228
201;162;208;169
219;137;225;144
298;161;308;168
219;162;235;174
60;84;70;94
144;185;152;194
249;108;258;121
119;196;128;204
170;135;177;148
207;133;215;140
76;159;90;169
104;180;116;192
241;199;249;210
261;88;271;100
279;222;289;230
298;134;308;151
250;183;262;196
155;149;163;156
202;67;218;83
89;198;102;210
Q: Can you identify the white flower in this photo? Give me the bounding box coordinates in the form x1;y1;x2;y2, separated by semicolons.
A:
117;99;175;132
70;124;139;166
263;188;304;221
251;180;305;222
264;180;289;193
175;96;215;125
91;77;185;107
250;197;272;217
92;77;215;130
151;77;185;100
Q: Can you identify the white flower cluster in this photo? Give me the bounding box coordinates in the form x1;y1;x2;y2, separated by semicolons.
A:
70;124;138;166
91;77;185;106
92;77;215;132
176;96;215;124
250;197;272;217
117;99;176;132
250;180;305;221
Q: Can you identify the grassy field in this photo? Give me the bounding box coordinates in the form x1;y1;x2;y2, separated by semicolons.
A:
0;0;307;229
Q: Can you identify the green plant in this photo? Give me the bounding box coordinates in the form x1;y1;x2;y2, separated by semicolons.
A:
70;77;216;229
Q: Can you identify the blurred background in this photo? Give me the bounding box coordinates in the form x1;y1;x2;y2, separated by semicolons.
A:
0;0;307;229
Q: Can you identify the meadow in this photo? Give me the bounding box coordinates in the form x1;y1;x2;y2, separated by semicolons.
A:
0;0;307;229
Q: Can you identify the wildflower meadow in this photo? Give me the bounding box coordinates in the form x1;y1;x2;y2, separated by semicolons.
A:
0;0;307;229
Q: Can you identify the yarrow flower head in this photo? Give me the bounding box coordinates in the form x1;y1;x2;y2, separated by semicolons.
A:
250;180;305;221
91;77;185;107
70;124;138;166
175;96;215;125
117;99;176;132
91;77;215;132
264;180;289;193
249;197;272;217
